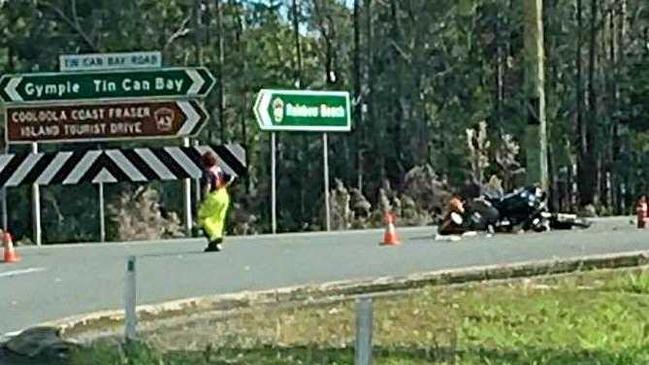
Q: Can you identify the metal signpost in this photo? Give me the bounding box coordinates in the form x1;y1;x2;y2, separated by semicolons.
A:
183;137;192;234
254;89;351;233
1;144;6;231
99;181;106;242
31;142;41;246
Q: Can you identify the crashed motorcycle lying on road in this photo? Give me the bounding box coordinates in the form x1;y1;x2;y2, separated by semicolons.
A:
439;185;592;235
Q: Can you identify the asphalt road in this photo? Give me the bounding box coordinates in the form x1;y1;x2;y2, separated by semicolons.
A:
0;217;646;336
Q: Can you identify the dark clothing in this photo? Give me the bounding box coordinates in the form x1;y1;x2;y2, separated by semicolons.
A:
459;182;482;201
200;167;232;198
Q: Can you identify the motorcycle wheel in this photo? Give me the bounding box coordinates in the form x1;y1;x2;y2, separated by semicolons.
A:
524;218;550;233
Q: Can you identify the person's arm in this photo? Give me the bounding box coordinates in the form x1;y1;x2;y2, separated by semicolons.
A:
200;171;211;198
223;173;236;187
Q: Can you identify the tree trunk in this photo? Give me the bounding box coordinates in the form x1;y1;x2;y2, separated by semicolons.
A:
217;0;226;142
194;0;203;64
496;10;504;132
233;0;249;194
353;0;363;191
601;4;616;210
576;0;595;207
291;0;306;222
583;0;599;207
389;0;403;180
365;0;378;189
523;0;549;191
612;0;626;213
292;0;302;86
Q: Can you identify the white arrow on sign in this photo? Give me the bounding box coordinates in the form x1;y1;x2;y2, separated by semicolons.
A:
6;77;23;102
253;90;273;129
176;100;206;136
186;69;205;95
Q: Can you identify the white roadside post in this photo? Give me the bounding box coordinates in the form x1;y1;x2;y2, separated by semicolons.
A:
355;296;374;365
125;256;137;341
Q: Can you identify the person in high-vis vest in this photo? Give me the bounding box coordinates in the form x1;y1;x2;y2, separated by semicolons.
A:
198;151;235;252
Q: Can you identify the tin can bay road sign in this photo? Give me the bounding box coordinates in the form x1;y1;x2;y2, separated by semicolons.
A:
60;51;162;72
6;100;208;143
253;89;351;132
0;67;215;103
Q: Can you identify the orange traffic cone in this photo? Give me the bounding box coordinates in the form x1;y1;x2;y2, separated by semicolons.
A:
381;213;401;246
3;232;20;263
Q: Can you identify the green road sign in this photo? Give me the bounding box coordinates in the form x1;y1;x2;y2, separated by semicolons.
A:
0;67;215;104
253;89;351;132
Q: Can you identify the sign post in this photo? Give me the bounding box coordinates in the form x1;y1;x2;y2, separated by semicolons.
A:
271;132;277;234
323;133;331;231
99;181;105;242
254;89;351;232
1;144;7;231
31;142;41;246
183;137;192;235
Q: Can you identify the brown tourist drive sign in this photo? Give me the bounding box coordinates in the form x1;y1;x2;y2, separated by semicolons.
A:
5;100;208;143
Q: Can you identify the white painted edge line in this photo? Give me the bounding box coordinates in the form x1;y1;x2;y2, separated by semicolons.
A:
0;267;46;278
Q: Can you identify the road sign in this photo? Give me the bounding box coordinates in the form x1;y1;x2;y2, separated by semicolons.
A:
0;67;215;103
253;89;351;132
5;100;208;143
60;51;162;72
0;144;246;187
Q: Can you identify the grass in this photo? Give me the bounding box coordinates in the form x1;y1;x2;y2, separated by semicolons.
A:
71;267;649;364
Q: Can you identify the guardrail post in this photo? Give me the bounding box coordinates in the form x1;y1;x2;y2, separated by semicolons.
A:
125;256;137;341
354;296;373;365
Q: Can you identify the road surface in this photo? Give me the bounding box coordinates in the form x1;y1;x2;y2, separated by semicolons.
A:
1;217;646;335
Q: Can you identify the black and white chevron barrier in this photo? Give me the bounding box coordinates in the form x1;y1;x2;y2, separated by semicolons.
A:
0;144;246;187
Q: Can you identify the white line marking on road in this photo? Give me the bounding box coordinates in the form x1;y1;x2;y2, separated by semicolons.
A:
0;267;46;278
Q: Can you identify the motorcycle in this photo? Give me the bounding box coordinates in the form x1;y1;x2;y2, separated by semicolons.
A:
439;185;591;235
486;185;550;232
